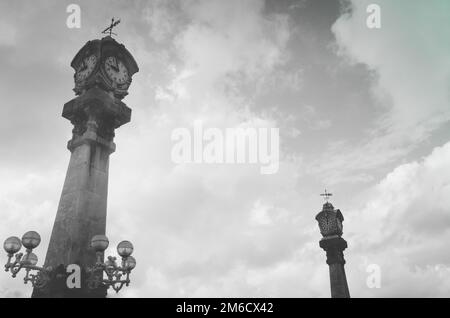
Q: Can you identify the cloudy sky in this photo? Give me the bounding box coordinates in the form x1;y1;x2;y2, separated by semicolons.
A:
1;0;450;297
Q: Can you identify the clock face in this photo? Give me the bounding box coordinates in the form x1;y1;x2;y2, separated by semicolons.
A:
104;56;130;85
75;54;97;82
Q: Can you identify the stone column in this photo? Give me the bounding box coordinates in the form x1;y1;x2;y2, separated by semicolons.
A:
319;236;350;298
32;88;131;298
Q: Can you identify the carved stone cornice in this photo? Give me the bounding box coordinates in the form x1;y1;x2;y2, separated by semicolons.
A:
62;87;131;153
319;236;348;265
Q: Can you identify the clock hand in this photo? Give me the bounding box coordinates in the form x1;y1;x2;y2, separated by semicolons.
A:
109;60;119;72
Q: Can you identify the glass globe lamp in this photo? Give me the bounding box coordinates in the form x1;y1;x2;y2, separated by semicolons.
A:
91;235;109;252
117;240;133;257
124;256;136;271
21;231;41;250
22;252;38;266
3;236;22;254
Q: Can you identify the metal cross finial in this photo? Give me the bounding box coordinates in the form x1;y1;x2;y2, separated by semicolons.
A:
320;189;333;202
102;18;121;37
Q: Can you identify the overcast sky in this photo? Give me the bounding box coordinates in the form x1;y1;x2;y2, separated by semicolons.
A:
1;0;450;297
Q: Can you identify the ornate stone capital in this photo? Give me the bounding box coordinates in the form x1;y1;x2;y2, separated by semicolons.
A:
62;87;131;153
319;236;348;265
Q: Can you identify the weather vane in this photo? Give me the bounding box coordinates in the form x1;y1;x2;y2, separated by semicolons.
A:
102;18;121;37
320;189;333;202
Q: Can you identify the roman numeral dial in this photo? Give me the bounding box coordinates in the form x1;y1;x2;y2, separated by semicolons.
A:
75;54;97;82
104;56;130;85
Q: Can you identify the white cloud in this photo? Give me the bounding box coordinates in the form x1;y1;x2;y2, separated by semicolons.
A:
171;0;290;106
0;21;17;46
143;0;181;43
343;141;450;296
314;0;450;184
0;169;62;297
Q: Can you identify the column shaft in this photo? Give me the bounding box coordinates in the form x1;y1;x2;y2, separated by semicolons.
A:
32;89;130;298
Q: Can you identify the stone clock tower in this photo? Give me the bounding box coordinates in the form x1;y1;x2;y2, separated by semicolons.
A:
316;197;350;298
32;36;138;297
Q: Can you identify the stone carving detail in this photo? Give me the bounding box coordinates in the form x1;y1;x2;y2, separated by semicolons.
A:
71;114;88;138
96;118;116;141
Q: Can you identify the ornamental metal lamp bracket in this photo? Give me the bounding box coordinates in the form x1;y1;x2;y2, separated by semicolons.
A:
87;235;136;293
3;232;136;295
4;231;51;289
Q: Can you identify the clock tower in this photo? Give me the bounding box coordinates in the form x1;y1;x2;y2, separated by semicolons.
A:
32;36;138;297
315;198;350;298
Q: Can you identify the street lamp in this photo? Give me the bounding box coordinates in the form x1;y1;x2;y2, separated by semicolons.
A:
87;235;137;293
4;232;136;294
3;231;52;289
